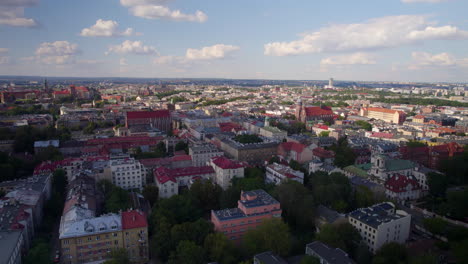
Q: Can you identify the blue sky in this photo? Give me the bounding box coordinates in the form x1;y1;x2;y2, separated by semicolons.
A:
0;0;467;82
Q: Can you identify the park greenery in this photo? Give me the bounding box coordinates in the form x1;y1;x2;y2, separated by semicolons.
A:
233;134;263;144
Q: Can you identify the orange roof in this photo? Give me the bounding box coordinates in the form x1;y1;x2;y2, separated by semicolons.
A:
367;107;400;114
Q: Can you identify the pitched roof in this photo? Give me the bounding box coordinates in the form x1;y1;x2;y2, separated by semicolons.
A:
210;156;245;169
385;174;420;193
304;106;333;117
306;241;355;264
126;110;170;119
121;210;147;229
367;107;402;114
279;142;306;153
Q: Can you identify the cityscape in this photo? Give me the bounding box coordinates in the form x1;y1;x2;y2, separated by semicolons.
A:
0;1;468;264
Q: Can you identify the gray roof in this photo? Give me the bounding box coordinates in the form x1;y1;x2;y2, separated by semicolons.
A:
254;251;288;264
348;202;402;229
0;230;23;264
316;205;345;224
306;241;355;264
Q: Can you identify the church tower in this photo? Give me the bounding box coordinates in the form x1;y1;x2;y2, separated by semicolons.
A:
295;98;303;122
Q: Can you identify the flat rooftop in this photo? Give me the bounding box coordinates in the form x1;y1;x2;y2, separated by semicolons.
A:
348;202;404;229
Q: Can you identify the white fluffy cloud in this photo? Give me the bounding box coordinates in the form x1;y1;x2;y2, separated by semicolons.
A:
106;40;158;55
320;52;376;65
0;0;38;27
80;19;136;37
264;15;468;56
121;0;207;23
120;58;128;66
35;41;81;64
186;44;239;60
401;0;448;3
409;51;468;69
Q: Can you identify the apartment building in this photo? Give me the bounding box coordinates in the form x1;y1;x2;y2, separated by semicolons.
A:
360;107;406;124
59;210;148;264
154;166;216;198
348;202;411;253
211;189;282;241
208;156;245;189
265;162;304;185
109;155;146;190
189;143;224;167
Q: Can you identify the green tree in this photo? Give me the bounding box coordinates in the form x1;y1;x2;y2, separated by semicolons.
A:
174;141;188;153
189;179;222;212
409;254;438;264
300;255;320;264
204;232;238;264
355;120;372;131
452;239;468;264
234;134;263;143
168;240;205;264
83;122;97;134
23;239;50;264
319;131;330;137
142;185;159;207
273;181;315;232
427;172;448;197
315;223;361;255
269;156;281;164
330;138;356;168
53;168;68;196
103;248;130;264
170;218;213;247
105;186;130;213
243;218;292;257
372;242;408;264
423;217;448;235
446;189;468;219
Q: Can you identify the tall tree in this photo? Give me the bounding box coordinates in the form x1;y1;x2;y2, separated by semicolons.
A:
315;223;361;255
372;242;408;264
243;218;292;257
204;232;238;264
189;179;222;212
427;172;448;197
168;241;205;264
142;185;159;207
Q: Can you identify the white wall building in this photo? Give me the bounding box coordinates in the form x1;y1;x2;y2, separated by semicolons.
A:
109;156;146;190
266;163;304;185
348;202;411;253
189;144;224;167
208;156;245;189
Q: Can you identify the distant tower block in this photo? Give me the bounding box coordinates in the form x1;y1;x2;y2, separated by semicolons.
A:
329;78;334;88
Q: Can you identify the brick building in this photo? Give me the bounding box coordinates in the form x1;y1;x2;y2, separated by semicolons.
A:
125;110;172;132
211;189;282;241
295;99;334;123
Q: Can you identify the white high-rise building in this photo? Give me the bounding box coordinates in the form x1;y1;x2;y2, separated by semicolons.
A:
329;78;334;87
348;202;411;253
109;155;146;190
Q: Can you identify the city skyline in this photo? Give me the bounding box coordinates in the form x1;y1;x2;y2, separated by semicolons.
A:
1;0;468;82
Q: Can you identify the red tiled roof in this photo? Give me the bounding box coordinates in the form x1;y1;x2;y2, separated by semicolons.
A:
385;174;420;193
279;142;306;153
75;86;89;92
304;106;333;117
154;166;214;184
211;156;245;169
312;147;335;159
126;110;170;119
121;210;147;229
53;90;71;95
414;115;425;119
172;155;192;162
367;107;404;115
